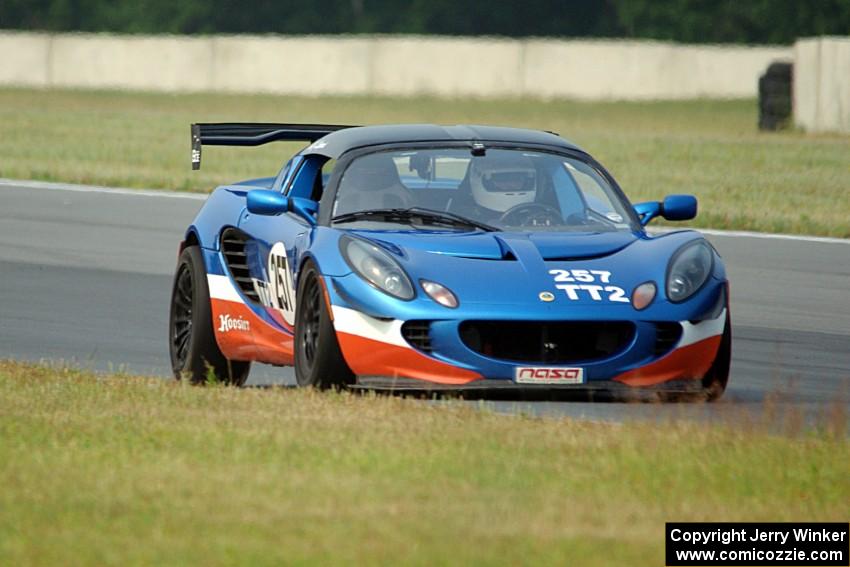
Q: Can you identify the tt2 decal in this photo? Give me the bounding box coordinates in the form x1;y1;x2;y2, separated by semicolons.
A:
548;269;629;303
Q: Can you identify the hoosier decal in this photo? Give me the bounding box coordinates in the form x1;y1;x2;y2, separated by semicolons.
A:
218;314;250;333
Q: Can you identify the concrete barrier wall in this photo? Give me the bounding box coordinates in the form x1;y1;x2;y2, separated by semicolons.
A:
371;37;524;98
51;34;214;91
0;32;50;86
523;40;791;99
0;30;791;100
211;36;374;95
794;37;850;133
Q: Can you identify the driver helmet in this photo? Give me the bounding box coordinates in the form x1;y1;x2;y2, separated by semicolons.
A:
469;153;537;213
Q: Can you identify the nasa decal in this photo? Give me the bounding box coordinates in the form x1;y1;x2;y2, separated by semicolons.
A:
548;269;629;303
265;242;297;325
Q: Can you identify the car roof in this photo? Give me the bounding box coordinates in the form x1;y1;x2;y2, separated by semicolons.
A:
301;124;583;159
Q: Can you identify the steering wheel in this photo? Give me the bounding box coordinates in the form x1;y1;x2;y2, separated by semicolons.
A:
498;203;564;227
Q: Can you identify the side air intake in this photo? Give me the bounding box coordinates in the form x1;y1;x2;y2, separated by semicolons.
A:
401;321;433;353
220;228;260;303
654;323;683;357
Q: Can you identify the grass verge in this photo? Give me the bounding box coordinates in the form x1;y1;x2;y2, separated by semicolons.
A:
0;360;848;566
1;88;849;236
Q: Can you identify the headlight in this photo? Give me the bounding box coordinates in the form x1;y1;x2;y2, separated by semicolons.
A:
666;240;714;303
340;236;414;300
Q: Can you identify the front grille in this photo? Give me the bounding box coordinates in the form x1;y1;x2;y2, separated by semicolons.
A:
459;320;634;364
654;322;682;356
220;228;260;302
401;321;433;353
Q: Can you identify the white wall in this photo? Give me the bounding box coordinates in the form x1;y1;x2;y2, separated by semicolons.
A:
50;34;214;91
794;37;850;133
0;32;50;86
522;40;790;100
0;30;791;100
210;36;374;95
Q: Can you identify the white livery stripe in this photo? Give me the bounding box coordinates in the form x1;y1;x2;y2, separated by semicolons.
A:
330;306;410;349
207;274;244;303
678;308;727;348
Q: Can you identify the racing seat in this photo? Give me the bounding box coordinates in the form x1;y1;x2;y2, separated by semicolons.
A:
335;154;414;213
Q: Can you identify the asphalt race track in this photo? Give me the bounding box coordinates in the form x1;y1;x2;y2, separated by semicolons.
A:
2;180;849;421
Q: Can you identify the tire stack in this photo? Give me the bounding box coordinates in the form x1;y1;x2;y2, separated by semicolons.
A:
758;62;793;131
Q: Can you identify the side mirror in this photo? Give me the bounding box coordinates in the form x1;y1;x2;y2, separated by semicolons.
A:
246;190;318;225
289;197;319;226
661;194;698;221
246;190;289;215
634;194;697;225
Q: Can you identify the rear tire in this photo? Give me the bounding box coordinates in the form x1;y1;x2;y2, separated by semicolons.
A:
294;262;354;389
169;245;250;386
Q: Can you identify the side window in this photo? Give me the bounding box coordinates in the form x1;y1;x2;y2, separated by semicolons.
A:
433;157;469;184
314;159;336;201
390;153;468;190
564;161;615;215
274;159;294;192
551;164;586;219
287;156;329;200
392;155;412;182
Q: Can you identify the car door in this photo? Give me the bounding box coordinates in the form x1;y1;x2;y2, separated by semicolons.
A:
234;155;324;364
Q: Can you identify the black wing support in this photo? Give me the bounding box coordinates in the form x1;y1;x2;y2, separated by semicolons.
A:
190;123;354;170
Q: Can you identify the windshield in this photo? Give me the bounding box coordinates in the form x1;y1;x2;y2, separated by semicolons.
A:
330;148;636;232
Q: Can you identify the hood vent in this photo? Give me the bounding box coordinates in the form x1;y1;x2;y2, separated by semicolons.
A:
541;251;621;262
220;228;261;303
445;250;517;261
439;236;517;261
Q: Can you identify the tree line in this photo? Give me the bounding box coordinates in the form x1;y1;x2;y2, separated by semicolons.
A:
2;0;848;44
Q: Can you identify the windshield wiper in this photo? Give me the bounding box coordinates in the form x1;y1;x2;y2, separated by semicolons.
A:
332;207;498;232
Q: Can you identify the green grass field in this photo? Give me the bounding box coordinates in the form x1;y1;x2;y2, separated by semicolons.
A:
1;361;848;566
0;88;848;236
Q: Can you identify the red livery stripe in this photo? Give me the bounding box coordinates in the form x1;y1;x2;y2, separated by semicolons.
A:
336;331;481;384
210;298;294;365
613;335;722;387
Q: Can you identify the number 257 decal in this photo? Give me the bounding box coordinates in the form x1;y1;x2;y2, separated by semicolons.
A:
548;269;629;303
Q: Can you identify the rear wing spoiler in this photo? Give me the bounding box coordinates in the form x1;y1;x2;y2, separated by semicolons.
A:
190;123;354;170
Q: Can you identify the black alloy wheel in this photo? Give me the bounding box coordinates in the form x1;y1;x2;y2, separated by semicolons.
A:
171;262;194;369
169;245;250;386
294;262;354;389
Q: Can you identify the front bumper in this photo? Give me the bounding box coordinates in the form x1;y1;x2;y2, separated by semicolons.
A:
330;301;727;390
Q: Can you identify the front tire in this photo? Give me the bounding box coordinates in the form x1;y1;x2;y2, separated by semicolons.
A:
169;245;250;386
702;313;731;401
294;262;354;389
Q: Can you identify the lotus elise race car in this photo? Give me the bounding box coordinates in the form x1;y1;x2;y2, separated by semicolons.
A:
169;123;730;400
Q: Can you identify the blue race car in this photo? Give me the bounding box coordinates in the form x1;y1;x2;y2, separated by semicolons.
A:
169;123;730;400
